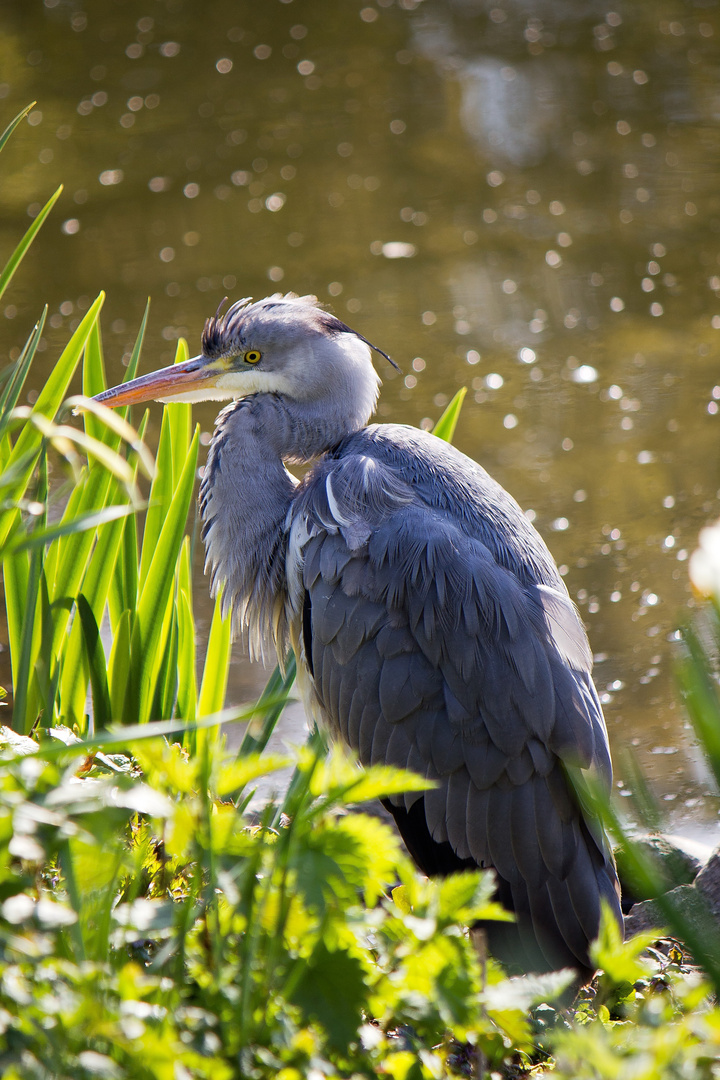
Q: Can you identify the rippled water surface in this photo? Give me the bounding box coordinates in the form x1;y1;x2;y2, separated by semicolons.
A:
3;0;720;835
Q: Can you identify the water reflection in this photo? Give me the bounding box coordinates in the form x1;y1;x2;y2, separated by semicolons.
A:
2;0;720;837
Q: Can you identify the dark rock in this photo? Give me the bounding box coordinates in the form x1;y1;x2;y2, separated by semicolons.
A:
624;883;720;955
615;835;702;912
624;884;699;937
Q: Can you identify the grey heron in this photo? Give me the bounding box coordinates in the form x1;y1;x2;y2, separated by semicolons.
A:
94;293;622;978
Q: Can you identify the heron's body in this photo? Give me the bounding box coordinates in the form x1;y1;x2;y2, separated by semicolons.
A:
95;293;622;977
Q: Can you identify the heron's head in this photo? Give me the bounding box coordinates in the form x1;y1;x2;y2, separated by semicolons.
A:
94;294;395;423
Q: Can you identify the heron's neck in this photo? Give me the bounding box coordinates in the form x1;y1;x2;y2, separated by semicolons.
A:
200;392;368;659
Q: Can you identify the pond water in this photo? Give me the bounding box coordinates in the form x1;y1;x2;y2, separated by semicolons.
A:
2;0;720;839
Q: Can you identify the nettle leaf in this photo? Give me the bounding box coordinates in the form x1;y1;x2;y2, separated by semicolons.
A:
325;813;403;906
213;753;289;798
309;747;434;803
288;940;368;1051
436;869;513;926
591;901;655;987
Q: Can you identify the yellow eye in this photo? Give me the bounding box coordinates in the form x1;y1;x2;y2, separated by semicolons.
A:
244;350;261;364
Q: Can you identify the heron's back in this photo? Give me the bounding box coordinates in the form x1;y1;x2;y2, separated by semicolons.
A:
288;422;621;975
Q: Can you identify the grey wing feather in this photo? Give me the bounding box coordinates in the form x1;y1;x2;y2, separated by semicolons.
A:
294;434;621;972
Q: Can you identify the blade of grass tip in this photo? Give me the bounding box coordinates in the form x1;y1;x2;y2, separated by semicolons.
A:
0;308;47;439
0;293;105;549
239;653;297;758
0;185;63;304
110;299;151;428
431;387;467;445
197;592;232;719
0;102;36;155
125;428;199;724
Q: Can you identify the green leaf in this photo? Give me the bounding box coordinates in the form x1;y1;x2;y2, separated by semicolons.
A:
214;753;289;797
437;870;514;925
108;410;147;628
309;749;435;803
238;654;296;757
125;427;199;723
0;102;36;155
0;184;63;304
76;595;111;731
138;406;174;591
198;592;232;718
0;292;105;549
590;901;655;986
47;467;116;656
108;610;131;721
58;508;128;730
168;338;191;492
7;544;44;733
288;941;368;1051
2;547;30;713
176;549;197;724
6;503;135;556
0;307;47;443
114;300;150;426
81;319;107;443
431;387;466;444
155;604;178;721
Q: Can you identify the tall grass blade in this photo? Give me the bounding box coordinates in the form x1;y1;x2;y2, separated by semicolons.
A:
198;594;232;718
168;339;191;493
82;319;108;444
0;102;36;155
10;544;44;734
432;387;467;444
239;654;297;758
138;406;174;591
125;428;199;723
0;185;63;303
0;308;47;440
108;412;148;630
108;610;132;722
76;595;111;733
177;589;197;724
7;503;135;556
59;508;128;730
0;293;105;548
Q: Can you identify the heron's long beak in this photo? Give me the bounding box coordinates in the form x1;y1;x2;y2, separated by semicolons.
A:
93;354;228;407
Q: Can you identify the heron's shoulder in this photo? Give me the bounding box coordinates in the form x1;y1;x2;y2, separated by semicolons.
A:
318;423;562;589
